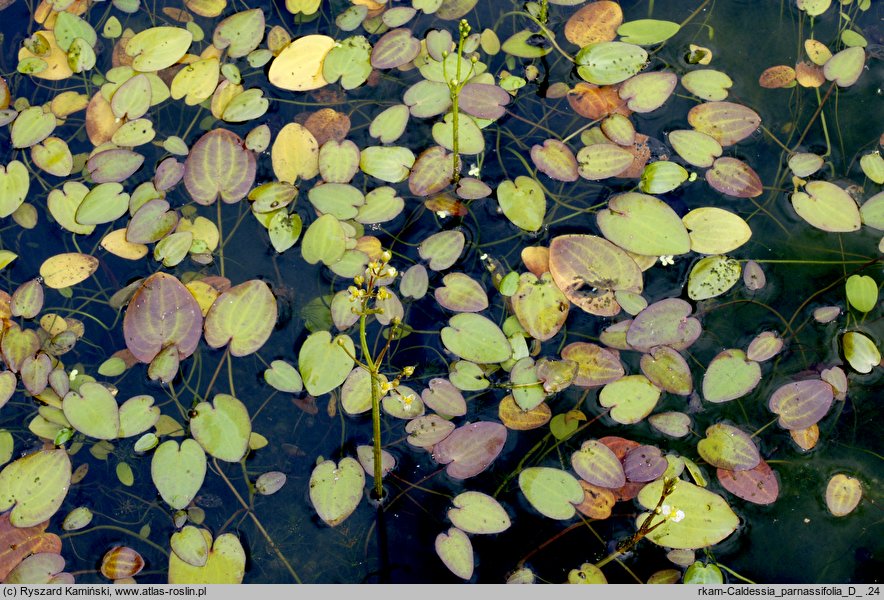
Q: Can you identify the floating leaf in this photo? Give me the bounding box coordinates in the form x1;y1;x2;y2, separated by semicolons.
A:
571;439;625;489
549;234;643;317
447;491;511;534
519;467;583;520
617;19;679;45
435;528;473;580
11;106;56;149
0;449;71;527
576;42;648;86
697;423;760;471
100;547;144;580
512;272;569;342
705;157;763;198
598;374;660;424
568;563;607;584
501;29;552;59
0;516;62;581
688;101;761;146
498;395;551;431
213;9;264;58
360;146;415;183
746;332;784;362
63;382;119;440
825;474;862;517
435;273;488;313
842;331;880;374
497;176;546;232
301;214;346;266
597;192;690;256
823;47;865;87
668;130;722;168
687;255;741;300
683;208;751;254
309;457;364;527
768;380;835;430
184;129;256;205
126;27;193;71
419;230;465;271
151;440;206;511
264;360;303;393
441;313;511;364
204;280;276;356
39;253;98;290
626;298;701;352
702;349;761;403
717;460;779;505
168;530;245;584
190;394;250;462
640;161;688;194
561;342;624;387
640;346;692;395
636;479;739;549
649;412;691;438
268;34;335;91
298;331;355;396
433;422;507;479
564;1;622;47
123;273;203;363
845;274;877;313
682;69;733;101
623;445;667;482
618;72;677;113
0;161;29;218
576;143;634;180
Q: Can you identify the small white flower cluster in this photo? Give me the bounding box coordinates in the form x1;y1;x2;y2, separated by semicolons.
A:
660;504;686;523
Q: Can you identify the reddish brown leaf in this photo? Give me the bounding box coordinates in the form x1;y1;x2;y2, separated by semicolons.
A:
0;515;62;581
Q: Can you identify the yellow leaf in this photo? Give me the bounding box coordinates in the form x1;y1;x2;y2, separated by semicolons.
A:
171;57;220;106
100;229;148;260
268;35;335;91
39;253;99;289
126;27;193;72
17;31;72;81
272;123;320;183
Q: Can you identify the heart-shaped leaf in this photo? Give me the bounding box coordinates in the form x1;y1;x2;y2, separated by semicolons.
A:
63;382;120;440
190;394;251;462
447;491;511;534
184;129;256;205
151;439;207;510
519;467;584;520
0;449;71;527
204;280;277;356
435;527;473;580
497;176;546;232
697;423;760;471
433;422;507;479
309;457;364;527
168;530;245;583
298;331;355;396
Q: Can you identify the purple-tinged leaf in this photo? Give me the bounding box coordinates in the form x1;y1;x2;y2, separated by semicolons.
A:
421;378;467;417
743;260;766;290
705;157;762;198
687;101;761;146
746;331;783;362
697;423;760;471
433;422;506;479
370;28;420;69
406;414;456;448
184;129;256;206
153;157;185;192
530;139;579;182
623;445;667;483
11;279;44;319
125;199;178;244
409;146;454;197
813;306;841;323
20;352;51;396
87;149;144;183
123;273;203;364
626;298;701;352
560;342;623;387
1;323;39;373
459;83;510;120
571;439;626;489
640;346;692;396
455;177;491;200
768;379;834;430
717;460;779;505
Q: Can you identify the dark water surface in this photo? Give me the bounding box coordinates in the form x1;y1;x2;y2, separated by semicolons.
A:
0;0;881;585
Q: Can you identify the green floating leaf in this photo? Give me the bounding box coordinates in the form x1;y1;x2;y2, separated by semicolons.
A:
702;349;761;403
298;331;355;396
309;457;364;527
170;525;209;568
640;161;688;194
684;562;724;584
825;474;862;517
842;331;880;374
0;161;30;218
791;181;861;232
683;207;751;254
681;69;733;101
512;272;569;342
419;230;465;271
845;274;877;313
576;143;634;180
616;19;680;45
823;46;865;87
204;280;277;356
447;491;511;534
497;176;546;232
687;255;741;300
190;394;251;462
63;382;119;440
435;527;474;580
151;439;207;510
168;530;245;584
636;479;739;549
598;374;661;424
597;192;691;256
501;29;552;59
126;26;193;72
441;313;511;364
697;423;760;471
576;41;648;85
264;360;303;393
519;467;583;520
0;449;71;527
360;146;415;183
688;101;760;147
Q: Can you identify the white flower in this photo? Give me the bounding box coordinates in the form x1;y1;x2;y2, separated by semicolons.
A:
659;255;675;266
672;509;686;523
468;163;481;177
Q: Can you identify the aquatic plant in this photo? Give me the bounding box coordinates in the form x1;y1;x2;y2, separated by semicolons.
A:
0;0;880;585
